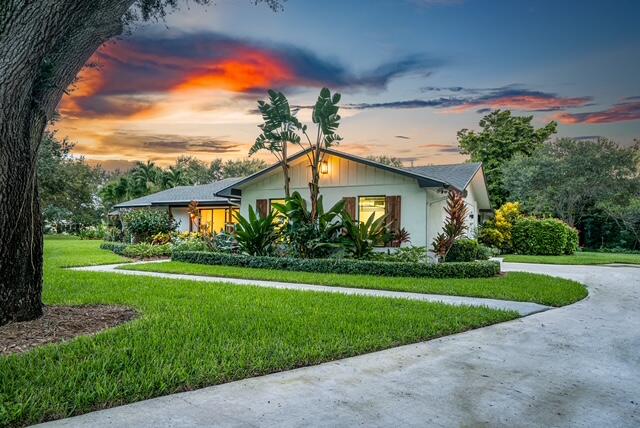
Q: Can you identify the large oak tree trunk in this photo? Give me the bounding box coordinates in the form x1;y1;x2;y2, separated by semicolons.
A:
0;0;135;325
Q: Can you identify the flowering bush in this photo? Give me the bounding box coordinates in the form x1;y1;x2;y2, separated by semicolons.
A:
479;201;523;252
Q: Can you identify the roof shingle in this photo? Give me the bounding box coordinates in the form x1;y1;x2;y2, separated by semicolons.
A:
113;177;242;208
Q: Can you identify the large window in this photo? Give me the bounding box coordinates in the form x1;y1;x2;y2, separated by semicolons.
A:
192;207;239;234
358;196;386;222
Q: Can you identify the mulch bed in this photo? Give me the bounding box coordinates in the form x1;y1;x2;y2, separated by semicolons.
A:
0;305;138;356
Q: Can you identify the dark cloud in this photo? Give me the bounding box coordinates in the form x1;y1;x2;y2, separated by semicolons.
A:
77;131;241;158
395;135;411;139
417;143;459;153
343;85;592;113
345;98;463;110
555;101;640;125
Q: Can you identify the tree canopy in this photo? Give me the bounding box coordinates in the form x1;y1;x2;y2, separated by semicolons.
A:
502;137;640;248
457;110;557;207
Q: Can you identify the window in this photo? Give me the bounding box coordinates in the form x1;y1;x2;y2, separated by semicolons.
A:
358;196;386;222
270;198;286;210
192;207;239;234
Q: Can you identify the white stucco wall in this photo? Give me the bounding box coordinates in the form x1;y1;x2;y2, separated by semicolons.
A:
170;207;190;232
239;153;431;247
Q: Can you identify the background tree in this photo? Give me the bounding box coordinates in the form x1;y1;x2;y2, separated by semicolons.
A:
0;0;282;325
457;110;557;207
502;138;640;248
222;158;268;178
249;90;302;198
38;133;106;233
366;155;403;167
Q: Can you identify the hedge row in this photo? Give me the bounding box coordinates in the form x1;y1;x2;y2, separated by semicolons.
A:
100;241;128;255
173;251;501;278
512;217;579;256
100;241;173;258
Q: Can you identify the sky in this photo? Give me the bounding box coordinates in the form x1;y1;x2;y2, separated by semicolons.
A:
53;0;640;170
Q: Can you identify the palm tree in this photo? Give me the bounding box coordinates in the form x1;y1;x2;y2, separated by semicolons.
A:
162;166;189;189
132;160;161;192
249;90;303;198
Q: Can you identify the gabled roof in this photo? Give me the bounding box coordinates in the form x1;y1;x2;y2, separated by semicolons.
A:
113;177;242;209
216;147;468;197
404;162;482;191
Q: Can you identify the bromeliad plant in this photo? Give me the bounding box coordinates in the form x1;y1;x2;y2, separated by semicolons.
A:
431;190;470;261
234;206;278;256
341;212;388;259
272;191;345;258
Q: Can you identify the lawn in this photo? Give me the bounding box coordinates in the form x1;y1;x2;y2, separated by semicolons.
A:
503;251;640;265
0;239;518;427
122;260;587;307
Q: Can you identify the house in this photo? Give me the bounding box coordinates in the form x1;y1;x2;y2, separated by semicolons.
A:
113;148;491;248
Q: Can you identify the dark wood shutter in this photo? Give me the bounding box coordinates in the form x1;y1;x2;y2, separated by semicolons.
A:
343;197;356;219
256;199;268;218
385;196;401;245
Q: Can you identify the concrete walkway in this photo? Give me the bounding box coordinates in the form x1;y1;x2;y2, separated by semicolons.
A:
71;261;549;316
46;263;640;427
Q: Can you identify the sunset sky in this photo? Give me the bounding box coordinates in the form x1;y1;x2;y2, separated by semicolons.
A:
54;0;640;170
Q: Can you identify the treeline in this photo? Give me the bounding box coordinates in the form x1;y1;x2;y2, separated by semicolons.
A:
38;133;266;233
459;110;640;250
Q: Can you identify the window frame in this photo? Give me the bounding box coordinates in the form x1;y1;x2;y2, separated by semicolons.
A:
357;195;387;222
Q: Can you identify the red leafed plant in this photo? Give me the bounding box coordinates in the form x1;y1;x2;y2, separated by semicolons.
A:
431;190;469;261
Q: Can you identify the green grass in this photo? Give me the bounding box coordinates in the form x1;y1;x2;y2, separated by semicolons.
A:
503;251;640;265
0;239;518;427
122;260;587;307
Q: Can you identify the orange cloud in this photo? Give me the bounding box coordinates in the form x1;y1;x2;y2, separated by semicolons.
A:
554;101;640;125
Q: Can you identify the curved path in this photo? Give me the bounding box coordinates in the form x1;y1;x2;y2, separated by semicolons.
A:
41;263;640;427
70;261;549;316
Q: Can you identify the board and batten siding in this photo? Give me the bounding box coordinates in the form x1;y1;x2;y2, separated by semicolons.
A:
239;153;430;247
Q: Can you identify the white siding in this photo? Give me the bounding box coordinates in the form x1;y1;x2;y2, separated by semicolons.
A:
171;207;190;232
239;153;430;246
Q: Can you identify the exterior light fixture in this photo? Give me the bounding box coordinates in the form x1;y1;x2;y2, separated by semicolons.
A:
320;161;329;174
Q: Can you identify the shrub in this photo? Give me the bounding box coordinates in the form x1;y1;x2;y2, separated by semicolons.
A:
446;239;491;262
512;217;578;256
122;243;172;258
104;226;122;242
78;224;107;240
372;246;428;263
122;209;177;243
173;251;500;278
100;241;128;255
479;201;523;252
564;226;579;255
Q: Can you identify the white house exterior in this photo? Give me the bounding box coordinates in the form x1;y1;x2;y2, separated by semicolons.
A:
113;148;491;248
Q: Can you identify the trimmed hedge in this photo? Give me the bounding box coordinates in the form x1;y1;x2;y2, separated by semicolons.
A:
173;251;500;278
100;241;128;255
512;217;579;256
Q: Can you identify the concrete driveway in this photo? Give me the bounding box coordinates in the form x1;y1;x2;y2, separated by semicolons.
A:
39;263;640;427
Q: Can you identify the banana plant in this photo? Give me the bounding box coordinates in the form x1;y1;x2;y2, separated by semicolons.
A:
249;90;303;198
272;192;345;258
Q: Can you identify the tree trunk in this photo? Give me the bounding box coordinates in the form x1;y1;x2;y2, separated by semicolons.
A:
0;0;134;325
281;142;290;198
309;149;321;220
